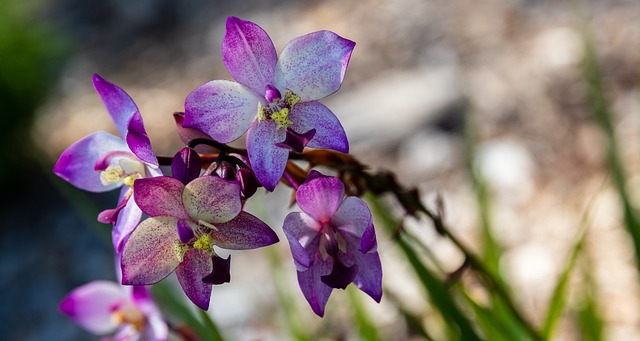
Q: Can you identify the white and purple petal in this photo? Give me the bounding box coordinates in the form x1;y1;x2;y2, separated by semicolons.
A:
211;211;279;250
53;132;130;192
134;177;190;220
296;172;345;222
59;280;126;334
121;216;181;285
275;31;355;101
223;16;278;94
246;120;287;191
184;80;261;143
175;249;213;310
282;212;322;271
182;176;242;224
93;74;140;140
288;101;348;153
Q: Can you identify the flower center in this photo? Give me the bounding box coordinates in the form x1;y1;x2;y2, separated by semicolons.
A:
318;223;347;261
257;87;301;129
99;157;145;187
111;305;146;331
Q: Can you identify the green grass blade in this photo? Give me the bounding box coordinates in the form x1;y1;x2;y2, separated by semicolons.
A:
198;308;226;341
348;286;381;341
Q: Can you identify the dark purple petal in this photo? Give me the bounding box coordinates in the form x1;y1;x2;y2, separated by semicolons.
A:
126;111;159;167
175;249;213;310
275;31;355;101
246;120;287;191
112;190;143;253
171;148;202;185
177;219;195;243
265;84;281;102
202;255;231;285
59;280;126;334
237;168;260;199
296;252;334;317
360;222;377;254
321;258;358;289
288;101;348;153
214;160;236;181
121;217;181;285
133;177;190;220
184;80;261;143
53;132;129;192
93;74;139;140
332;196;376;252
173;112;216;154
223;17;277;94
282;212;321;271
296;173;345;222
212;211;279;250
274;128;316;153
182;176;242;224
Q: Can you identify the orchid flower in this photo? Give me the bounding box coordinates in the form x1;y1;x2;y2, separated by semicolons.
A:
283;171;382;316
60;281;168;341
53;74;161;252
184;16;353;191
120;166;279;310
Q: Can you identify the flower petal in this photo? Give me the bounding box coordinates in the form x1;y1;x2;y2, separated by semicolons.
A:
202;254;231;285
93;74;139;140
182;176;242;224
53;132;129;192
121;216;181;285
184;80;261;143
171;147;202;185
223;16;277;94
296;252;334;317
173;112;217;154
344;249;382;303
175;249;213;310
112;189;144;253
211;211;279;250
126;111;159;167
133;177;190;220
332;196;376;252
59;280;126;334
296;172;345;222
246;120;287;191
275;31;355;101
288;101;348;153
282;212;321;271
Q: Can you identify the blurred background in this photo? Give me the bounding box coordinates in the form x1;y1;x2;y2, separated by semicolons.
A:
2;0;640;340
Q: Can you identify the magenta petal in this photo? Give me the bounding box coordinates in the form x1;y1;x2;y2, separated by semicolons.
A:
171;147;202;185
282;212;321;271
175;249;213;310
121;217;181;285
223;17;277;94
296;173;345;222
275;31;355;101
332;196;376;251
288;101;348;153
59;280;126;334
133;177;190;220
246;120;288;191
173;112;216;154
54;132;129;192
211;211;279;250
296;252;334;317
126;111;158;167
93;74;140;140
112;190;144;253
184;80;261;143
183;176;242;224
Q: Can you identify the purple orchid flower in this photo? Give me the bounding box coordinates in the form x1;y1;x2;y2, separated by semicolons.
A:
53;74;162;252
283;171;382;316
60;280;168;341
184;16;353;191
120;174;279;310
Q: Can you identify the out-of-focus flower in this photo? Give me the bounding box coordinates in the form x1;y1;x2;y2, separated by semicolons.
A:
121;174;278;310
59;281;168;341
184;16;353;191
53;74;161;252
283;171;382;316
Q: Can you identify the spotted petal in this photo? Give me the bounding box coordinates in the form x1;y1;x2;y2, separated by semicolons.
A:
121;216;181;285
59;280;126;334
53;132;129;192
184;80;261;143
296;171;345;222
93;74;139;140
246;120;287;191
211;211;279;250
275;31;355;101
223;16;278;94
182;176;242;224
134;177;190;220
176;249;213;310
288;101;348;153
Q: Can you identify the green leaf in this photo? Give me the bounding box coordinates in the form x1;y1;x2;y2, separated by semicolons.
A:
348;286;380;341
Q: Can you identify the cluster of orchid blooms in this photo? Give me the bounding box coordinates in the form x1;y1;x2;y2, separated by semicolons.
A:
55;17;382;340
